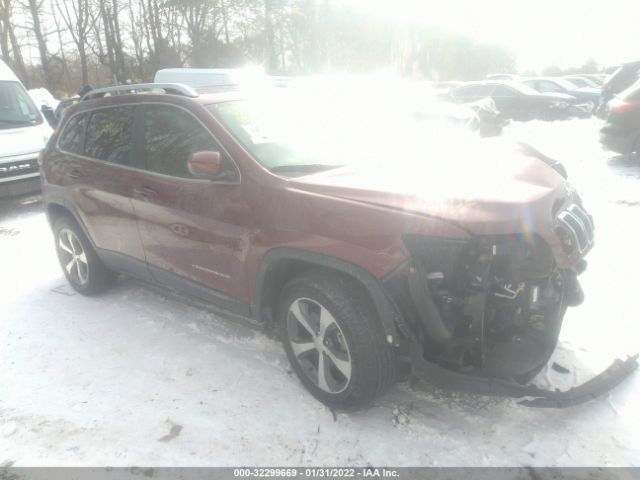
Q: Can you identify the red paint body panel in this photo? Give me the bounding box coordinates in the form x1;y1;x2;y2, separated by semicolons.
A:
41;91;585;309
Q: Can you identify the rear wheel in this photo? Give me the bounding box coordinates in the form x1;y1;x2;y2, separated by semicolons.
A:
53;216;116;295
278;271;395;409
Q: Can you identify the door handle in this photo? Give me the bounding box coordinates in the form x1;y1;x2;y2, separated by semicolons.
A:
68;169;84;179
133;186;158;201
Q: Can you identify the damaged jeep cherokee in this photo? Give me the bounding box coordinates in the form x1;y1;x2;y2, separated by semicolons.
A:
41;83;636;409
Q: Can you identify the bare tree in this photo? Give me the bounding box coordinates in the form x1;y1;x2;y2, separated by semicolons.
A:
22;0;55;89
126;0;145;80
54;0;97;85
0;0;10;60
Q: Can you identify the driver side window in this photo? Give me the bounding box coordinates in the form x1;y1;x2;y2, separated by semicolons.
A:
142;104;236;180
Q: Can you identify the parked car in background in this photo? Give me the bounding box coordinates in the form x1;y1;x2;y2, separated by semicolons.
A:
38;82;619;409
408;83;504;137
577;74;606;86
600;81;640;158
522;77;600;114
154;68;240;88
564;75;600;89
0;59;53;197
486;74;518;81
447;80;576;121
431;80;464;96
598;61;640;115
28;88;60;128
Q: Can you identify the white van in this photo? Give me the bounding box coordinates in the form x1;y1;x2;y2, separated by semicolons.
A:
154;68;239;88
0;59;53;197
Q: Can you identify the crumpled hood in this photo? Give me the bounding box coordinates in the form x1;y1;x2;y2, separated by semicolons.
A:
0;124;51;159
288;137;570;236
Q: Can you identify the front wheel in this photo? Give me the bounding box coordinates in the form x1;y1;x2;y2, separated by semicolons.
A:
278;271;396;409
53;216;116;295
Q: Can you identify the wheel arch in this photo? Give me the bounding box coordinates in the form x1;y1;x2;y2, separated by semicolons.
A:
45;199;96;249
47;202;72;225
252;248;403;346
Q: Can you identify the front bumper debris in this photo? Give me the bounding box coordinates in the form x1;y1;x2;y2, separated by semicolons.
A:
410;344;638;408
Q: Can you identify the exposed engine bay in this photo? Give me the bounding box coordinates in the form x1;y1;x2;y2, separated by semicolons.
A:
387;203;598;382
385;202;637;406
401;233;585;381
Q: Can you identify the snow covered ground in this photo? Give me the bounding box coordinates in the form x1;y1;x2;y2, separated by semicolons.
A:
1;118;639;467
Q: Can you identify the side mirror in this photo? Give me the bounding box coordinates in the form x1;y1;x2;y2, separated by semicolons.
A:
187;151;222;178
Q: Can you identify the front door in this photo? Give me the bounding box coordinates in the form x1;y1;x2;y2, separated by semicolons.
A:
130;103;251;306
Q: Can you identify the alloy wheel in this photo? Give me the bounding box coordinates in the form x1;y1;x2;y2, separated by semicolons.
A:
286;297;352;394
58;228;89;285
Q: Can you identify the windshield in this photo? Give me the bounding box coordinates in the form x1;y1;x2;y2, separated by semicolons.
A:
0;81;43;129
207;85;475;173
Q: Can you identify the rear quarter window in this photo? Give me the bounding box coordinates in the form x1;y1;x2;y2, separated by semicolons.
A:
58;112;88;155
85;106;136;165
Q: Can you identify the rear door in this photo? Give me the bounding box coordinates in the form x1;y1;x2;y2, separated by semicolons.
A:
53;105;149;277
131;103;250;305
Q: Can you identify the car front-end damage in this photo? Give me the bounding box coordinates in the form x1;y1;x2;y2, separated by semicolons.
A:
385;201;638;406
288;135;638;406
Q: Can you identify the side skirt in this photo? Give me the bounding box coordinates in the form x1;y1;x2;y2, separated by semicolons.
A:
96;248;252;318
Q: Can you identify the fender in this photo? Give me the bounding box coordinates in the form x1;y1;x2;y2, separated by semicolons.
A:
44;195;96;247
253;247;405;346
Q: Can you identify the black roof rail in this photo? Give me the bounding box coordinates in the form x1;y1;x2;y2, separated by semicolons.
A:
81;83;199;101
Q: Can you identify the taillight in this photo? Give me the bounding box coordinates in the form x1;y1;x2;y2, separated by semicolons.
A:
609;99;640;114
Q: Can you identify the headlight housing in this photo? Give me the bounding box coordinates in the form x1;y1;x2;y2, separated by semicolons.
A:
402;233;555;294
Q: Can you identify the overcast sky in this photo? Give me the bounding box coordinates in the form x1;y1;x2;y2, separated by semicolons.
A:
347;0;639;72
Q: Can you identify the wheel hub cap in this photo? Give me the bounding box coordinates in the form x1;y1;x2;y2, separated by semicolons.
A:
58;228;89;285
286;297;352;394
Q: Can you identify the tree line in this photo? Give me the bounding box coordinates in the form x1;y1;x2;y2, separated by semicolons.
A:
0;0;517;95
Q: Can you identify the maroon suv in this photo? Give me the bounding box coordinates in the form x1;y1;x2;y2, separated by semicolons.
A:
41;83;598;408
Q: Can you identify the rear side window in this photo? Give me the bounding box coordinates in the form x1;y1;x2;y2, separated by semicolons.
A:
142;104;231;178
85;106;135;165
58;113;88;155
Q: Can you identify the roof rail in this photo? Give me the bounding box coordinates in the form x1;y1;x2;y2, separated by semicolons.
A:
81;83;199;101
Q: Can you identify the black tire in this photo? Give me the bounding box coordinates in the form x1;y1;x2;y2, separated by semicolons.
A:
277;270;396;409
53;216;116;295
